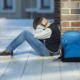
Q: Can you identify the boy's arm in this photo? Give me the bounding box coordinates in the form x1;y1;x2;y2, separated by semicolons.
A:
34;28;52;39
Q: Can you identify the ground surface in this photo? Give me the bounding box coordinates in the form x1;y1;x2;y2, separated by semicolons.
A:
0;19;80;80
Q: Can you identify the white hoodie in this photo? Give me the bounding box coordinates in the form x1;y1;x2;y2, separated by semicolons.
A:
34;25;52;39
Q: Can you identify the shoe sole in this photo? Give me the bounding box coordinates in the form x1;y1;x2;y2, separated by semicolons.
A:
0;56;12;61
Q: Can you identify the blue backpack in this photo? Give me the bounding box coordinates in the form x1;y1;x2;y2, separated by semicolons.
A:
61;31;80;62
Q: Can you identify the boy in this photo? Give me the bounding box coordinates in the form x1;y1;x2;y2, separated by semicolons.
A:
0;17;60;56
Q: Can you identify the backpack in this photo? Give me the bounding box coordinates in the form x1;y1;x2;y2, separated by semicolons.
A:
60;31;80;62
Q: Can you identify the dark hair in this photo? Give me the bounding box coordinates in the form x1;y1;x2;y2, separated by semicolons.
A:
33;17;43;29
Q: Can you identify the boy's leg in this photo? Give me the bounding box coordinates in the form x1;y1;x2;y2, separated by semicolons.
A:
6;30;50;56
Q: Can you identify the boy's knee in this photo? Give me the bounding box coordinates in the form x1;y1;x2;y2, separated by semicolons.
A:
23;30;32;35
23;30;30;34
23;30;28;33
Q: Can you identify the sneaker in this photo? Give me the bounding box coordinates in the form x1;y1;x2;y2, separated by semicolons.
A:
0;51;13;56
49;52;53;56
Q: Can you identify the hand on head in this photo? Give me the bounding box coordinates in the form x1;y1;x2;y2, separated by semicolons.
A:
33;17;51;30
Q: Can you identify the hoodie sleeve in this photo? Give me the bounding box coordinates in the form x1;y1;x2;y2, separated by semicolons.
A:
34;28;52;39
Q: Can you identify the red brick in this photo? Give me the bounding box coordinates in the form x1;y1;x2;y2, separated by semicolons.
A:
54;13;60;18
61;15;79;21
71;0;80;1
54;0;60;24
71;9;80;14
71;22;80;27
61;22;70;27
61;2;79;8
61;9;69;14
61;27;80;33
61;0;69;1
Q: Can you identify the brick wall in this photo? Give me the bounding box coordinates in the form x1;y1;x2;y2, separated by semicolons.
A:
61;0;80;33
54;0;60;24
